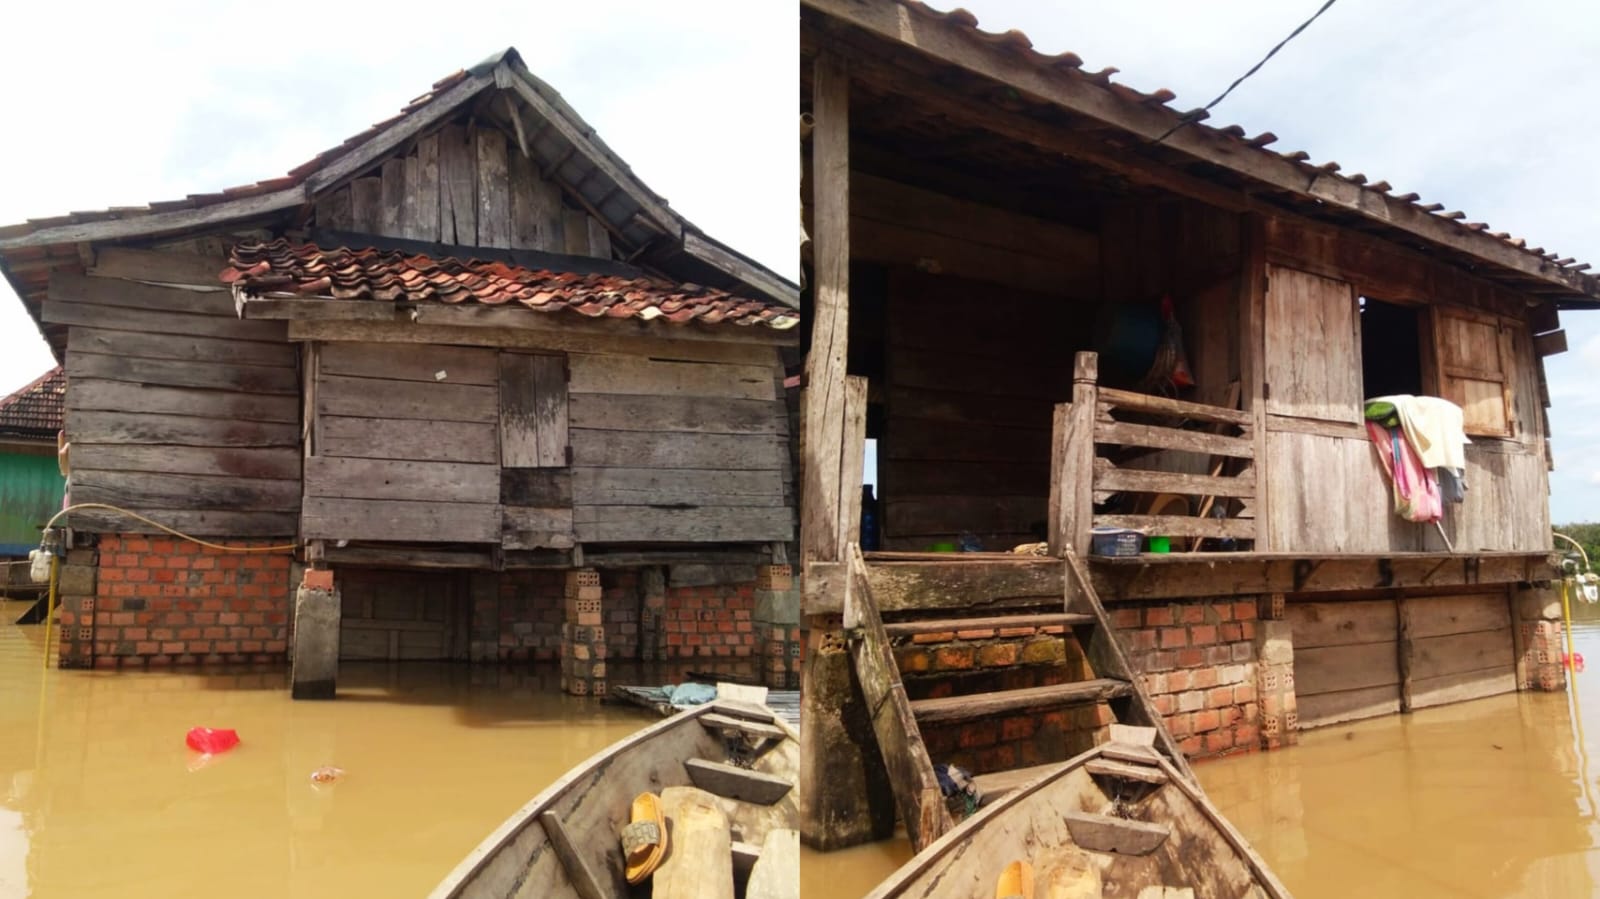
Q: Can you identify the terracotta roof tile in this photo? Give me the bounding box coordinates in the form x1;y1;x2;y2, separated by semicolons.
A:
0;367;65;439
223;240;799;331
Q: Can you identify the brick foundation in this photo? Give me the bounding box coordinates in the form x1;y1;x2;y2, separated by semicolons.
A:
59;533;293;669
561;569;607;696
1116;597;1261;757
1515;583;1568;692
664;581;756;658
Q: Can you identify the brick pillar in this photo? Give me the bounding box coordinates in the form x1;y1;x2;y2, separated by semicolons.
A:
1255;593;1298;750
753;564;800;688
1514;583;1567;692
54;547;98;669
639;567;667;661
290;568;340;700
468;571;499;662
561;568;606;696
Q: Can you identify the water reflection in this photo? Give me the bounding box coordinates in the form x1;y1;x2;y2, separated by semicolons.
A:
0;600;661;898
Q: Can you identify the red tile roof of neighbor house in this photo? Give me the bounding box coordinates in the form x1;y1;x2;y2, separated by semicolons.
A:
0;367;65;440
222;240;800;330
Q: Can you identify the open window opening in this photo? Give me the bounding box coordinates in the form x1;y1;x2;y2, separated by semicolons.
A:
1359;296;1424;398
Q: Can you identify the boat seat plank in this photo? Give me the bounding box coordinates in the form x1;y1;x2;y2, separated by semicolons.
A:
971;763;1061;803
909;679;1132;724
708;699;780;725
535;811;607;899
1063;810;1171;856
1100;743;1162;766
684;758;793;805
882;612;1094;637
1084;758;1168;785
700;712;787;741
655;786;735;899
745;828;799;899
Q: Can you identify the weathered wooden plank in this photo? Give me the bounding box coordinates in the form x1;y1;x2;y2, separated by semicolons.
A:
1399;592;1511;640
399;154;422;241
1092;552;1556;601
524;158;565;253
475;128;512;248
69;379;299;423
507;147;544;251
1286;599;1397;649
349;177;383;233
380;158;405;237
910;679;1132;723
651;788;735;899
568;354;775;401
66;409;297;448
1094;421;1254;458
305;456;498;504
69;327;294;368
317;374;497;423
573;506;792;543
571;467;784;507
500;468;573;506
291;314;792;354
64;507;296;538
562;208;590;256
0;187;304;250
82;253;227;291
890;345;1067;400
536;811;607;899
1407;629;1515;681
745;829;799;899
503;506;577;550
316;188;353;232
683;758;792;806
886;385;1051;429
568;394;783;435
1407;668;1517;711
318;416;497;464
1297;685;1401;730
414;133;441;242
570;430;785;471
70;444;301;480
70;470;299;512
318;341;497;385
586;215;611;259
438;124;477;245
1091;515;1253;540
680;232;799;309
1097;387;1252;427
45;298;287;341
801;559;1062;616
852;215;1094;297
1095;467;1255;498
887;496;1046;538
67;351;298;395
1263;265;1361;424
301;497;499;543
1295;642;1400;696
1061;811;1169;856
885;418;1048;464
500;353;569;468
888;460;1046;497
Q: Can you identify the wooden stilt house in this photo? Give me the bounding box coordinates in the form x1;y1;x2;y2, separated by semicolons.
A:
797;0;1595;851
0;49;802;695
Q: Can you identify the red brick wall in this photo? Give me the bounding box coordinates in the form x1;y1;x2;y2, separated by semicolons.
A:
603;570;641;660
63;534;292;668
665;582;756;658
1112;598;1261;757
493;569;564;661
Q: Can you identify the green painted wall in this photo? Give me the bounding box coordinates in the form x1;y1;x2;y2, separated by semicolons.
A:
0;449;65;556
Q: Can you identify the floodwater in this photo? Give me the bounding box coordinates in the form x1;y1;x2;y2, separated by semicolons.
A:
803;598;1600;898
0;599;655;898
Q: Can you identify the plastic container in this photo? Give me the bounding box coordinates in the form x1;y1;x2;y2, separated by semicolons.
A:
1148;535;1171;554
930;542;957;553
1089;527;1143;557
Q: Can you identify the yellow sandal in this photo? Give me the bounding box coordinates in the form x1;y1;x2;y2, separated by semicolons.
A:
621;791;668;884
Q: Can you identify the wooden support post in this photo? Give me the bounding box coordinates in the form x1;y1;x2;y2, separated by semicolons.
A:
837;376;867;559
799;50;896;851
1238;215;1269;547
1053;352;1099;558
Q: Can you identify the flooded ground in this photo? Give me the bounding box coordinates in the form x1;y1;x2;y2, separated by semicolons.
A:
0;599;656;898
804;599;1600;898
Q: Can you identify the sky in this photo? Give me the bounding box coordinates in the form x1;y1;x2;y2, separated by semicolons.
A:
3;1;1600;522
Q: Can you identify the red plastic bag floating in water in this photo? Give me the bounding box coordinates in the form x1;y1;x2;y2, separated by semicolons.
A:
186;727;240;754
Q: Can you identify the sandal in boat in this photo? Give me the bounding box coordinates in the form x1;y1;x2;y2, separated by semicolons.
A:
997;859;1034;899
622;791;668;884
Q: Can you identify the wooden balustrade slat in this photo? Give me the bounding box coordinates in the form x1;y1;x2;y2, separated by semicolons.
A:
1092;514;1255;539
1097;387;1253;426
1095;467;1256;498
1094;421;1255;458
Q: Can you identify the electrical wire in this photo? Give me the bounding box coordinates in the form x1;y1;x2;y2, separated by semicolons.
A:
43;503;296;553
1154;0;1340;144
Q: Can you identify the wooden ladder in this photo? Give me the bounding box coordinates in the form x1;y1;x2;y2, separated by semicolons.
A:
842;544;1196;853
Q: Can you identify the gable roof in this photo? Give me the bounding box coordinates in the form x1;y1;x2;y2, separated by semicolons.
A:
224;239;798;330
804;0;1600;308
0;48;796;356
0;367;65;441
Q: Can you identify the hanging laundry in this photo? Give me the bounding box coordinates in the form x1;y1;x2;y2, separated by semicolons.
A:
1365;394;1470;505
1366;420;1443;523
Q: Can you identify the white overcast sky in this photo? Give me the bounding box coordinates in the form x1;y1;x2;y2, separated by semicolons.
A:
4;1;1600;523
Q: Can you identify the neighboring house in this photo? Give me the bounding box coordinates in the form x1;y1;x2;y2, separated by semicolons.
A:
798;0;1594;849
0;367;66;558
0;49;801;696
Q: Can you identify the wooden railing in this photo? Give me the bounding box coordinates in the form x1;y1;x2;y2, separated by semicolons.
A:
1050;351;1255;556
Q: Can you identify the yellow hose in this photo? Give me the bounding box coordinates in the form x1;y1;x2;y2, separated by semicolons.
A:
41;555;57;676
45;503;295;553
1564;576;1579;671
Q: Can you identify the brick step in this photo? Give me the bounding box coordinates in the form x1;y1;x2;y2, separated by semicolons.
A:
909;678;1132;724
883;612;1094;638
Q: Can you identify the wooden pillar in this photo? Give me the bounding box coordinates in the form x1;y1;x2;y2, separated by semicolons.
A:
1237;215;1269;548
1050;352;1098;558
799;50;896;850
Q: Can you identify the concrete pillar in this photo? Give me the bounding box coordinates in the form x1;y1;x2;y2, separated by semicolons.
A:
55;547;98;669
1514;583;1567;692
639;567;667;662
1254;594;1298;750
798;614;896;850
290;569;340;700
753;565;800;689
561;568;606;696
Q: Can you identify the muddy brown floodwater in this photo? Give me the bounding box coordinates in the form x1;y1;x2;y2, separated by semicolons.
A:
0;599;656;898
803;599;1600;898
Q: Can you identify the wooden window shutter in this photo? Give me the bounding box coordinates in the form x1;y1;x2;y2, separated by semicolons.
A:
1433;307;1513;437
499;352;570;468
1262;265;1362;423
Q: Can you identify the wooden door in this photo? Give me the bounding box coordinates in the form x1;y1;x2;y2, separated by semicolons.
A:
1263;265;1362;423
338;568;468;661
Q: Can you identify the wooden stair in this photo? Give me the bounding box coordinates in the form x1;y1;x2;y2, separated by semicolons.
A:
842;544;1194;852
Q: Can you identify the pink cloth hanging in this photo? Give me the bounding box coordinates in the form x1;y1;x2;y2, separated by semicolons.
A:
1366;421;1442;523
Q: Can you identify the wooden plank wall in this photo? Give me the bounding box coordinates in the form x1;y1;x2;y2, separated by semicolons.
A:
567;347;792;544
312;123;611;259
49;265;301;537
1399;592;1517;710
880;270;1074;551
499;352;575;550
1288;599;1402;729
303;342;501;543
